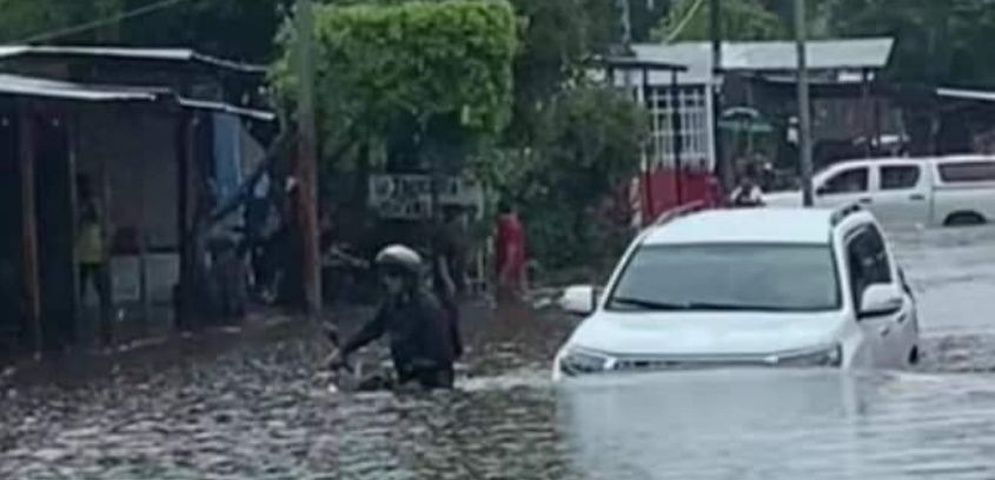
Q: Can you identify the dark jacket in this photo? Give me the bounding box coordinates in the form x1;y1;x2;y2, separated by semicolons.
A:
341;288;456;373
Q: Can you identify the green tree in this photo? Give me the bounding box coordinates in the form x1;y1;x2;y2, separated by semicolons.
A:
117;0;293;61
0;0;123;43
473;87;649;271
629;0;670;42
275;0;518;169
652;0;787;42
505;0;619;145
820;0;995;88
0;0;291;62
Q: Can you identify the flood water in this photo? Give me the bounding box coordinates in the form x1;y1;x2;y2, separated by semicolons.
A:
4;226;995;479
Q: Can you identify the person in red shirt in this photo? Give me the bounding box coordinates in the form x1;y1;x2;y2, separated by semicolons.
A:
494;201;527;302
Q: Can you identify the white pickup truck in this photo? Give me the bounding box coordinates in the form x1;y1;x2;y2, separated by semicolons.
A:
764;155;995;228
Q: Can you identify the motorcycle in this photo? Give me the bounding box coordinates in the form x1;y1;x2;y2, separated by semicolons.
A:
323;323;393;393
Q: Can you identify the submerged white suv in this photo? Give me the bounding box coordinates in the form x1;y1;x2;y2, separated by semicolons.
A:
553;204;919;380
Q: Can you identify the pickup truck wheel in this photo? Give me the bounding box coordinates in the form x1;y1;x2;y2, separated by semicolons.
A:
944;212;986;227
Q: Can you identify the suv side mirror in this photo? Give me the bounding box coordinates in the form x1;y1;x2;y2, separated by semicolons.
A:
859;283;903;318
559;285;600;316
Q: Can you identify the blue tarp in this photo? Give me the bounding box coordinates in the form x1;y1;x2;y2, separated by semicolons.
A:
212;112;243;204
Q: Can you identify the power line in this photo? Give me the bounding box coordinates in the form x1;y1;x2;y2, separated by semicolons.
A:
12;0;195;44
664;0;706;43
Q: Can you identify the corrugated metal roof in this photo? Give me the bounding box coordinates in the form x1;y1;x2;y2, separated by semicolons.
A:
629;37;894;86
0;73;158;102
0;46;266;74
937;87;995;102
0;73;276;122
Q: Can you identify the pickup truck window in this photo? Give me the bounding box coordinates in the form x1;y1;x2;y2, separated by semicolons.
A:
821;167;868;195
845;226;893;304
880;165;920;190
938;161;995;183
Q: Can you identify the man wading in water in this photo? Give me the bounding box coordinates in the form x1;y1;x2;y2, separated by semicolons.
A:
328;244;458;390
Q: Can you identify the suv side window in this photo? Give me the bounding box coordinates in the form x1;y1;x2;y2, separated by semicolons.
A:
845;226;893;304
821;167;869;195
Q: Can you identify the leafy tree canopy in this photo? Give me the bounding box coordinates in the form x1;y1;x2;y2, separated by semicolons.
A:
274;0;517;165
471;86;648;269
819;0;995;88
0;0;291;62
504;0;619;145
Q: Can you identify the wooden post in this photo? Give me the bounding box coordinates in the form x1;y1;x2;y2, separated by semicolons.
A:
175;110;194;331
18;104;41;355
641;67;655;220
98;118;114;347
138;114;151;334
710;0;730;190
795;0;815;208
671;69;684;206
295;0;322;317
873;84;883;153
862;68;872;156
67;108;80;344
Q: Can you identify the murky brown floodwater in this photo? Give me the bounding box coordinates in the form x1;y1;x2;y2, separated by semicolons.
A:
4;227;995;479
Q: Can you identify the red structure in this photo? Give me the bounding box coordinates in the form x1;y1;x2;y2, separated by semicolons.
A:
633;167;725;227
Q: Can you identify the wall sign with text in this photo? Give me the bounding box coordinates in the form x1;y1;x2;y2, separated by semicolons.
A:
368;174;485;220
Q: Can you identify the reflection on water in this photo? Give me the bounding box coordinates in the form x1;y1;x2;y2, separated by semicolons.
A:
557;370;995;479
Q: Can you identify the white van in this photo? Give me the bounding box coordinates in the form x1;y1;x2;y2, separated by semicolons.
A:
764;155;995;228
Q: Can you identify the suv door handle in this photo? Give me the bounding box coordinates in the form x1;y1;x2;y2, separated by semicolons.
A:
909;194;926;201
880;325;891;337
858;197;873;204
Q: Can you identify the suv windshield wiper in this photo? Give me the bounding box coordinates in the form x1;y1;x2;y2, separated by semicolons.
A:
609;297;689;311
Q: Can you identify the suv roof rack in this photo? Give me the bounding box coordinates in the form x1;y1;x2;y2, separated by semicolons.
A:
652;200;710;227
831;202;865;226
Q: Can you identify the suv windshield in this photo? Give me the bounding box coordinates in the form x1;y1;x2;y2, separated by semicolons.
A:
607;243;841;312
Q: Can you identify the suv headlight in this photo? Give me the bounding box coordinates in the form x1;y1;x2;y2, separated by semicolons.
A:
559;348;616;376
769;344;843;368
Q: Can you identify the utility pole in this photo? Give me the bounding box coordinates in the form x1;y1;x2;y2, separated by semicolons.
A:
295;0;322;316
709;0;730;190
619;0;633;48
619;0;633;88
795;0;815;207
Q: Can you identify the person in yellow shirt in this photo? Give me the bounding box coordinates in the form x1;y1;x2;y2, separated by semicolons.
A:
75;174;111;346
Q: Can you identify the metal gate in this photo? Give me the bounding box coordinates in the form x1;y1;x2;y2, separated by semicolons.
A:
644;84;715;172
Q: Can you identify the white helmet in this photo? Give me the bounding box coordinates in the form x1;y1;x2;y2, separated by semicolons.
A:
374;244;423;275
